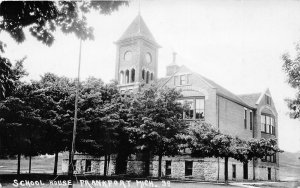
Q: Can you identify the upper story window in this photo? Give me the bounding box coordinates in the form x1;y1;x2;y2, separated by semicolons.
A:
261;114;275;135
250;111;253;130
178;98;205;120
145;52;152;64
124;51;132;62
175;74;191;86
262;153;276;163
265;95;271;105
180;75;186;85
244;108;247;129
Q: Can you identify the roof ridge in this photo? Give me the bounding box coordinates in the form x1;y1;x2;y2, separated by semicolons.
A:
117;14;157;44
238;92;261;96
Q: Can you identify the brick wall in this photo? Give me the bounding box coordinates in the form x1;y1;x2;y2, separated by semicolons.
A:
218;96;253;139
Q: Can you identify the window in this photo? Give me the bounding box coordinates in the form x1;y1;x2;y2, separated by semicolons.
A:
266;95;271;105
146;71;150;84
125;70;129;84
72;160;77;172
261;115;266;132
261;114;275;135
150;73;153;81
262;154;276;163
271;118;275;135
266;116;270;133
195;99;205;119
178;98;205;120
174;76;178;85
120;71;124;84
250;111;253;130
185;161;193;176
244;108;247;129
187;74;191;84
232;164;236;179
180;75;186;85
145;52;152;63
165;161;171;176
142;69;145;80
124;51;132;61
131;69;135;83
85;160;91;172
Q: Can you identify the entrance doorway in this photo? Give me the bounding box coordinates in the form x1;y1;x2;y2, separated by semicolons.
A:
243;162;248;179
268;168;271;180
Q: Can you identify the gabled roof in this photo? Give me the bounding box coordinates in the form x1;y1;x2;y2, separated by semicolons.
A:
238;93;261;107
117;14;158;45
157;77;170;88
159;65;254;108
199;75;253;108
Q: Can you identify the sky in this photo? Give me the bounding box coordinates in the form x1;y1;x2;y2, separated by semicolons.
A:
1;0;300;152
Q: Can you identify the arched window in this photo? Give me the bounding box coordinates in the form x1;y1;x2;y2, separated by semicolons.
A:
124;51;132;61
120;71;124;84
142;69;145;80
150;73;154;81
131;68;135;83
125;70;130;84
146;71;150;84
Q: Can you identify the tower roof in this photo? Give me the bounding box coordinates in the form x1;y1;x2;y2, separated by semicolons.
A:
117;14;159;46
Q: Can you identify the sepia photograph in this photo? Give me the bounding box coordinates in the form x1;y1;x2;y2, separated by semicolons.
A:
0;0;300;187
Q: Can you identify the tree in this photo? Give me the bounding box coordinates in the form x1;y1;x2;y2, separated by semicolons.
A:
0;83;46;175
282;45;300;120
77;78;120;176
188;122;281;184
0;1;128;47
129;84;188;178
0;56;27;100
31;73;74;175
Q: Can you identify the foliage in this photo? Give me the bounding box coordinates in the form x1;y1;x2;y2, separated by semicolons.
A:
188;122;281;183
0;83;47;157
127;83;188;177
130;84;188;156
0;56;27;100
282;44;300;120
0;1;128;48
188;122;281;161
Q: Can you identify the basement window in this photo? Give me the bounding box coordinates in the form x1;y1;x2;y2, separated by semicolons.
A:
165;161;171;176
185;161;193;176
85;160;91;172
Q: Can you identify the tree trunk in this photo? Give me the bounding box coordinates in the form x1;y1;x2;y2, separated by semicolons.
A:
68;148;73;176
115;149;129;175
28;155;32;174
108;154;110;170
104;154;107;177
17;153;21;175
158;154;163;179
224;156;228;185
253;158;256;180
54;151;59;175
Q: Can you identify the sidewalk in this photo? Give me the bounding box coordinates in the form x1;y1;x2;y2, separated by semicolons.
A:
230;181;300;188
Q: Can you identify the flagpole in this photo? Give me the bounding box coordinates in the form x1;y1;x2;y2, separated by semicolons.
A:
68;38;82;186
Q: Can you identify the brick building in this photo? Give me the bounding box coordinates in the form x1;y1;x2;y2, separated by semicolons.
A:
62;14;279;181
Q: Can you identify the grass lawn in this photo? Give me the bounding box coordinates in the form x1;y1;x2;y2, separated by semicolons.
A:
0;155;62;174
244;181;300;188
0;180;239;188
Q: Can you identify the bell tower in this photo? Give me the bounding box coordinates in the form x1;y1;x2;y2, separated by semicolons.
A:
115;14;160;91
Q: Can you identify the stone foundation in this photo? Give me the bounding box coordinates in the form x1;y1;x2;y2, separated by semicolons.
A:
62;154;279;181
62;154;115;175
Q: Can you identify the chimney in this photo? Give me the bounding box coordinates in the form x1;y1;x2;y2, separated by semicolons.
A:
172;52;177;64
166;52;179;76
